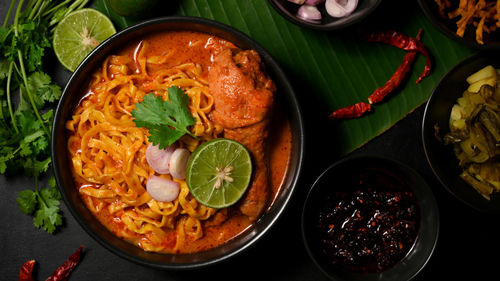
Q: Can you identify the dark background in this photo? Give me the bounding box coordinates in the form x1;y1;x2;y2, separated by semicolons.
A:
1;1;499;280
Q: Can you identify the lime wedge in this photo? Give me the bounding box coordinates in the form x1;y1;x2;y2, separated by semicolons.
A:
53;8;116;72
186;138;252;209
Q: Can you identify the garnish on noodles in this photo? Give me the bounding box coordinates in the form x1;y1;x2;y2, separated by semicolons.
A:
132;86;196;149
434;0;500;44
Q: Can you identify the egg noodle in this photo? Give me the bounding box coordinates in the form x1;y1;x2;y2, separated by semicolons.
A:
65;41;224;253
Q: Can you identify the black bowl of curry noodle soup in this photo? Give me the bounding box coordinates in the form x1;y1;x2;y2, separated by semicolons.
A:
51;16;304;269
418;0;500;50
268;0;382;31
302;155;439;281
422;52;500;213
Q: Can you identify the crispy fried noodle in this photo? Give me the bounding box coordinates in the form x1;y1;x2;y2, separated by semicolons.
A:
65;41;223;253
434;0;500;44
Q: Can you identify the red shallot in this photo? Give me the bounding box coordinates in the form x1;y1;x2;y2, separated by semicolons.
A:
325;0;358;18
146;143;176;174
146;175;180;202
169;148;190;180
297;5;322;21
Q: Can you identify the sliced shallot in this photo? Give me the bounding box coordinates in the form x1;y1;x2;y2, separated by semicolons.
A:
169;148;190;180
146;143;176;174
325;0;358;18
297;5;322;21
146;175;180;202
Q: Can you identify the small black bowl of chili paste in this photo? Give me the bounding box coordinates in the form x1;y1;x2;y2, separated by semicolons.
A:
302;155;439;281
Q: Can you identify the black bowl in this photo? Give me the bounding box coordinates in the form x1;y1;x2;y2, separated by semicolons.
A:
418;0;500;50
302;155;439;281
51;16;305;269
422;52;500;213
268;0;381;31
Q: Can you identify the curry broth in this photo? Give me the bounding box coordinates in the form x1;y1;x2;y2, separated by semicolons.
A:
73;31;292;254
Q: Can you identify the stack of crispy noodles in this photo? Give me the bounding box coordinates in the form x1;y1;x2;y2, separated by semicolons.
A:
434;0;500;44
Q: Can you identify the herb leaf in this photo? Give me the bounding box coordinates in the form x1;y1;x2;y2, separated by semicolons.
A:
16;189;37;215
33;205;62;234
32;186;62;234
1;0;90;234
132;86;196;149
17;182;62;234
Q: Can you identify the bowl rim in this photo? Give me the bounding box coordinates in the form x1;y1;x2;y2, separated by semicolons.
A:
301;154;439;281
51;16;305;270
417;0;500;50
267;0;383;31
421;51;500;213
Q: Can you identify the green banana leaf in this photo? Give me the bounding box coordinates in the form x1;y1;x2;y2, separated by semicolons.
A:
94;0;476;155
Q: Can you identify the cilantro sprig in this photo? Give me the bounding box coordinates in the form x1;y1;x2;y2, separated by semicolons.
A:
17;176;62;234
132;86;196;149
0;0;89;234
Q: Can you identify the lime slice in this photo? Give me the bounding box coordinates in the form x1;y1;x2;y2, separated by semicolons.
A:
53;8;116;72
186;138;252;209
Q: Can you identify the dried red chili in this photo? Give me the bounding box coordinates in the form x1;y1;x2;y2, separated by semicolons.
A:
368;29;423;104
45;246;83;281
329;102;371;120
19;259;36;281
360;29;432;84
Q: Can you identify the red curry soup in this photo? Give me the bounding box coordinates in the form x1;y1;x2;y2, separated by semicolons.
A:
66;31;291;254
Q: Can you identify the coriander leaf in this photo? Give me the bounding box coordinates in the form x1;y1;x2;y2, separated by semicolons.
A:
42;84;62;103
0;147;16;173
33;186;63;234
19;141;32;157
34;205;62;234
19;72;62;110
48;176;56;188
32;135;49;155
30;72;62;104
147;124;185;148
16;109;38;128
132;87;196;149
0;58;9;79
0;26;10;43
0;157;7;173
42;109;54;121
40;186;61;207
13;109;50;162
16;189;37;215
33;157;52;177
